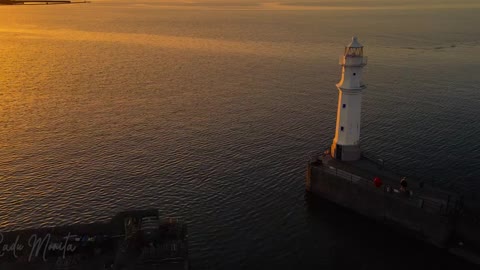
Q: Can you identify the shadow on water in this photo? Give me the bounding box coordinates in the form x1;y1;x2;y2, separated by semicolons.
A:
304;193;477;270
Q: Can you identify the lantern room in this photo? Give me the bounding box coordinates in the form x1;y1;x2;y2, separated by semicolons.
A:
344;36;363;57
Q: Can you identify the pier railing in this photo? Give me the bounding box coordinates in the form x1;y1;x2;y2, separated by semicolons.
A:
360;151;460;200
320;163;459;215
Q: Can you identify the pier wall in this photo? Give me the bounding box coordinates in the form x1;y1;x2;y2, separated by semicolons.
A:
308;162;454;248
455;215;480;251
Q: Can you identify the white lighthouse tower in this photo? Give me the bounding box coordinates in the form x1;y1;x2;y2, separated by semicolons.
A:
330;37;368;161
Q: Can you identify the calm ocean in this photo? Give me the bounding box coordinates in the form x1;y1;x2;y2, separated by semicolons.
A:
1;1;480;268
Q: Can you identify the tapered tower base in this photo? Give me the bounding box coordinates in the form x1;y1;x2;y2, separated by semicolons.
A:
331;143;361;161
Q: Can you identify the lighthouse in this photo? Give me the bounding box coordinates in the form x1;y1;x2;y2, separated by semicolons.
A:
330;37;368;161
306;38;467;258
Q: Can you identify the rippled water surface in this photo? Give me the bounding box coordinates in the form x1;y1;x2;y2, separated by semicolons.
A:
1;1;480;269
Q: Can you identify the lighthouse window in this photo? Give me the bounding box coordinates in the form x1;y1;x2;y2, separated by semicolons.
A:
341;126;344;131
342;104;346;108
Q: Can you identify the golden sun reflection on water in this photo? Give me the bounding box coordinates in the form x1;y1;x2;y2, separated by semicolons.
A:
0;5;480;270
0;26;324;59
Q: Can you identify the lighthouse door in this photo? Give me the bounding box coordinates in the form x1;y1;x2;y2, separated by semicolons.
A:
336;145;342;160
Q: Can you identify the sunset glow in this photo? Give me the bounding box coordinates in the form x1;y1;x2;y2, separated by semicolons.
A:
1;0;480;269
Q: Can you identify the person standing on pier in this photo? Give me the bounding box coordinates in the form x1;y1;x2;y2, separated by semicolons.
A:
373;177;382;188
400;177;408;192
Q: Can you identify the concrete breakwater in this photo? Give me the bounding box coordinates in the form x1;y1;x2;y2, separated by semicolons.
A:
306;151;480;265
